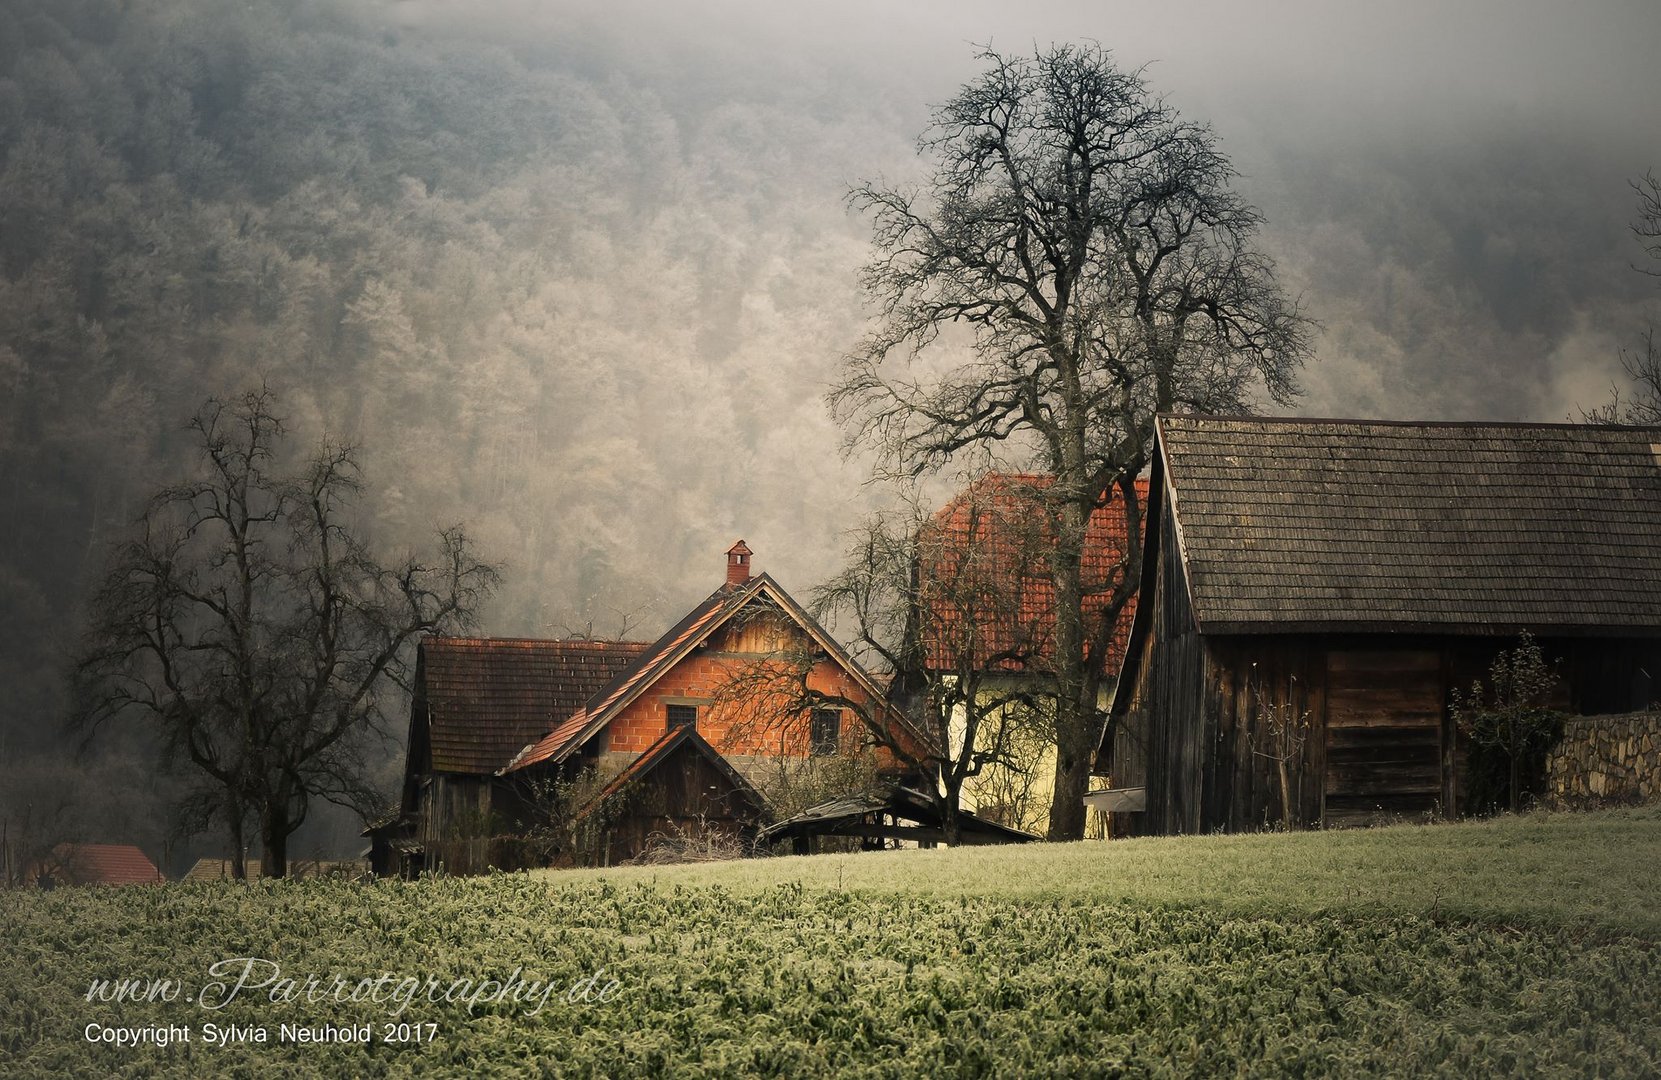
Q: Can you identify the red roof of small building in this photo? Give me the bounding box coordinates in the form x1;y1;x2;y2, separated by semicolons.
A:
420;638;651;774
922;473;1147;674
43;844;164;886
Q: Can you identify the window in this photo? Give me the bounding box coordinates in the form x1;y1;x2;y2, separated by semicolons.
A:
667;704;697;730
810;708;840;756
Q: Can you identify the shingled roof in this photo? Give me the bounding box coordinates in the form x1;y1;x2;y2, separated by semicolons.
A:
1159;415;1661;634
421;638;650;774
922;473;1147;673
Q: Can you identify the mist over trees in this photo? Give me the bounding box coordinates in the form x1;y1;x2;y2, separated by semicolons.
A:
0;0;888;858
1585;172;1661;424
0;0;1652;861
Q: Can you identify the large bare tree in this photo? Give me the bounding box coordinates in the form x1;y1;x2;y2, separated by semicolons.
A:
833;45;1313;838
74;389;499;878
1587;172;1661;424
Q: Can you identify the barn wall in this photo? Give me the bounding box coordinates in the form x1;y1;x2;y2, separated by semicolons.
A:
1187;633;1660;832
1203;639;1327;831
418;774;495;874
1320;648;1447;825
588;743;765;865
1114;496;1207;835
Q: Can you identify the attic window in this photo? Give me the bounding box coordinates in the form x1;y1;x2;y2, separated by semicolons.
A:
667;705;697;730
810;708;840;756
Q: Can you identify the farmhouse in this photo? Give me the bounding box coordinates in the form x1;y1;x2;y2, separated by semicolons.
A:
1095;416;1661;834
372;542;917;874
919;473;1145;833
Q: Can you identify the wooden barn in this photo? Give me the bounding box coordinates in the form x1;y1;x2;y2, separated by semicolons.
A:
368;635;649;875
1095;416;1661;834
374;542;920;874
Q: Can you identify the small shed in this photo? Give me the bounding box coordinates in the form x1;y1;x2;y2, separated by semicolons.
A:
759;787;1041;851
184;858;367;881
574;725;770;865
1099;415;1661;833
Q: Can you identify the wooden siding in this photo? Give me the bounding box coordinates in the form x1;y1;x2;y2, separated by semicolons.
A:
1204;639;1326;832
1323;650;1445;825
1112;493;1206;835
418;774;496;874
588;739;763;865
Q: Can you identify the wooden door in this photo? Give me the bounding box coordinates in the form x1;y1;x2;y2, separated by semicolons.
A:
1323;650;1446;827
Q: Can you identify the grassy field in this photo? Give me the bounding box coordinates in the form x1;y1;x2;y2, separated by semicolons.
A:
4;808;1659;1077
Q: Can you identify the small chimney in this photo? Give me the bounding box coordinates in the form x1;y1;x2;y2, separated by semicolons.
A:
725;540;753;587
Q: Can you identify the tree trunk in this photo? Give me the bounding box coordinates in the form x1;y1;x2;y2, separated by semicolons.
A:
1508;717;1521;814
1278;757;1295;829
263;808;289;880
1047;737;1093;840
229;814;247;881
1046;500;1092;841
938;783;963;848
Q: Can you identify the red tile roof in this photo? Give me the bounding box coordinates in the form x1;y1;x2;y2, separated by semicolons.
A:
421;638;650;774
922;473;1147;674
43;844;164;885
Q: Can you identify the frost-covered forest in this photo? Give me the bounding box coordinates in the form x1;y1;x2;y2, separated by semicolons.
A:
0;0;914;853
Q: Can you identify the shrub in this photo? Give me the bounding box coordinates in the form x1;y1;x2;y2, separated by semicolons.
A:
1451;633;1565;814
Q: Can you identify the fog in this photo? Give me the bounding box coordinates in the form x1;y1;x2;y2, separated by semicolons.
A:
0;0;1654;863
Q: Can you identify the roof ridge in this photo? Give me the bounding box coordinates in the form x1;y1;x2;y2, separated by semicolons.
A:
423;636;653;648
1160;412;1661;433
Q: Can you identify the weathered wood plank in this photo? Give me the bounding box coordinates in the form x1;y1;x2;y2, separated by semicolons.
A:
1326;726;1442;750
1327;708;1443;729
1326;651;1441;674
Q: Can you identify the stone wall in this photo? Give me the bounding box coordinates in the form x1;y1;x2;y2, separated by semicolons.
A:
1544;712;1661;806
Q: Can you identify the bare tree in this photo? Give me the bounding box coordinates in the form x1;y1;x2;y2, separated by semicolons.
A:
0;765;76;887
1587;172;1661;424
74;389;499;878
1246;680;1311;830
833;44;1312;838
